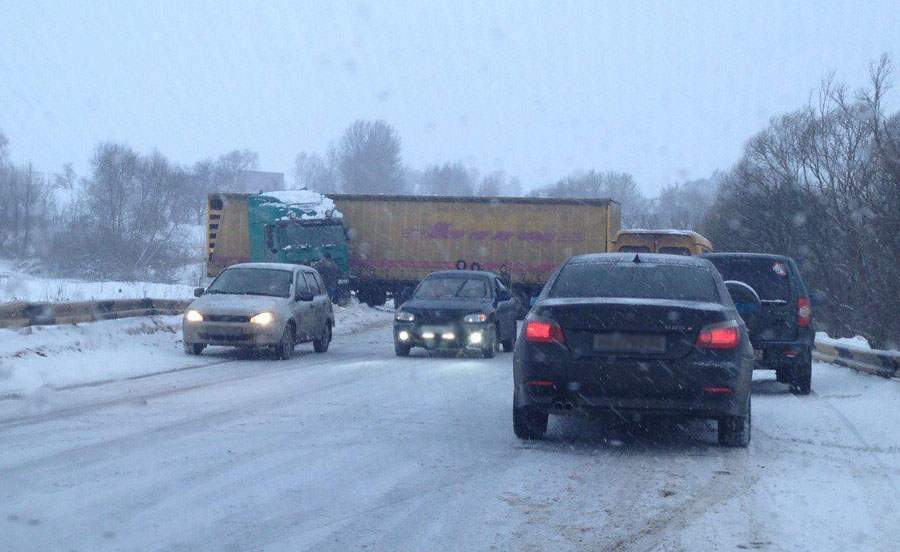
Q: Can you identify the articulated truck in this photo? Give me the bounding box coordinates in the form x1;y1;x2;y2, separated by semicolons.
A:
206;192;621;306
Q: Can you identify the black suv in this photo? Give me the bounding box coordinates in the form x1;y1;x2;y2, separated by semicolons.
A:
702;253;814;394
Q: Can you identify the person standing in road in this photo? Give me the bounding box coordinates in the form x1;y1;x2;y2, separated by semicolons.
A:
314;251;340;302
498;264;512;289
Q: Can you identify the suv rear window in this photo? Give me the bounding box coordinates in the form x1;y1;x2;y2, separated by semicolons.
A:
549;262;719;302
706;258;791;301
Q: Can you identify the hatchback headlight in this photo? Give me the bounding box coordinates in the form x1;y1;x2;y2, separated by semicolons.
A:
463;313;488;323
250;312;275;325
185;309;203;322
395;311;415;322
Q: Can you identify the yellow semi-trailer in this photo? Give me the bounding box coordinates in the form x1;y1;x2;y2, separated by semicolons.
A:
207;192;621;307
330;194;620;306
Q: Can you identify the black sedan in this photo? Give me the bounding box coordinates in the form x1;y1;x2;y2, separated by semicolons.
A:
394;270;519;358
513;253;755;447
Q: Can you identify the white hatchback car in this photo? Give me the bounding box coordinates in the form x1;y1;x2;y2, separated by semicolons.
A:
182;263;334;359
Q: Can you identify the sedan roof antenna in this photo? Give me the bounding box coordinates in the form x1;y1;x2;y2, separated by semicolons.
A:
632;253;641;263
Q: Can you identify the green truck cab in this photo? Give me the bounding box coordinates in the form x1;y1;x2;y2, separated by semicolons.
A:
206;192;351;304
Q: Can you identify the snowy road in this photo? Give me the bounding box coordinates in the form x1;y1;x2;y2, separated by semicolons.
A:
2;319;899;551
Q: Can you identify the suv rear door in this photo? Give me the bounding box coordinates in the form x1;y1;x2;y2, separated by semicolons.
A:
705;256;797;343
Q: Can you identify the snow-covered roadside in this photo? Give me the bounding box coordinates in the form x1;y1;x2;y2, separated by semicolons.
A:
0;299;390;396
0;260;197;304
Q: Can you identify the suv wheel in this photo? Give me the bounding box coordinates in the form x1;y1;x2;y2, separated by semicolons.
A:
790;351;812;395
275;325;295;360
313;323;331;353
718;392;751;447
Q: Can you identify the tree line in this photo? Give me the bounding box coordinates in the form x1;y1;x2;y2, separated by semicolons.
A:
701;55;900;349
2;55;897;350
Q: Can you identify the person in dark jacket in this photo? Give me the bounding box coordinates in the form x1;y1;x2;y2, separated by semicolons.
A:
313;251;340;302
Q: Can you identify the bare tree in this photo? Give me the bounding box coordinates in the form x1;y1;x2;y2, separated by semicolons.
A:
531;170;651;227
703;55;900;348
292;151;338;192
420;162;477;196
337;120;405;193
55;142;190;280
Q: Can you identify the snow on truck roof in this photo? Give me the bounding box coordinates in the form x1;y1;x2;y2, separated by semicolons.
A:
256;190;343;220
616;229;702;237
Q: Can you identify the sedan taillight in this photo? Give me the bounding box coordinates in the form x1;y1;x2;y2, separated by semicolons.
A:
696;320;740;349
524;319;566;345
797;297;812;328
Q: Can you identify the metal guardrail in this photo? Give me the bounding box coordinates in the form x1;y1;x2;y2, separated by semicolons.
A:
0;299;190;329
813;340;900;379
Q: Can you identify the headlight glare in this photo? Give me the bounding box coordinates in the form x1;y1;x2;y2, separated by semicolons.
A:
250;312;275;325
185;310;203;322
395;311;415;322
464;313;488;324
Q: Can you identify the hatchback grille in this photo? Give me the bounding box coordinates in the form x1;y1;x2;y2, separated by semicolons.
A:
205;314;251;323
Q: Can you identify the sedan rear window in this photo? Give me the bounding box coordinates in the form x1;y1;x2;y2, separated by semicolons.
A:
549;263;719;302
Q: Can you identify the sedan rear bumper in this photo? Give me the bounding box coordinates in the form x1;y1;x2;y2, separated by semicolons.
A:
515;347;752;419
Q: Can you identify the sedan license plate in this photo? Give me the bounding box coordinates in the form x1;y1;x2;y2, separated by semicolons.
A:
593;333;666;354
754;349;764;361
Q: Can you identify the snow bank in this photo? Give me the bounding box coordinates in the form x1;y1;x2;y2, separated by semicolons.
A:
816;331;874;351
0;300;390;395
258;190;342;220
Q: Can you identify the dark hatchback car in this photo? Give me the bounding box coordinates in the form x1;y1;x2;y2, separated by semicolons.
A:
513;254;755;446
702;253;814;395
394;270;518;358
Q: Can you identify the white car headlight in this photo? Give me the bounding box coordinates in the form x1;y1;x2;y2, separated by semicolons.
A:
185;309;203;322
250;312;275;325
463;313;488;323
395;311;415;322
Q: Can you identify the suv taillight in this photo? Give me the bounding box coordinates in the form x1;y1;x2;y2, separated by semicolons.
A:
797;297;812;327
696;320;740;349
525;318;566;345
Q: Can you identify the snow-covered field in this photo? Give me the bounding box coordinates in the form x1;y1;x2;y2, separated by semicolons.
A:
0;260;198;304
0;313;898;551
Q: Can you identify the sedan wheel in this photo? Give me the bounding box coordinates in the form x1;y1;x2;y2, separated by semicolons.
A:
313;323;331;353
275;326;294;360
718;392;751;447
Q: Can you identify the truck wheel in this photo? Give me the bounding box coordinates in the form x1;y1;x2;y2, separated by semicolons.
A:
776;369;789;384
790;352;812;395
313;322;331;353
365;291;386;308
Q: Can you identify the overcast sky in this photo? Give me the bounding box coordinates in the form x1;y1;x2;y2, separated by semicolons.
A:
1;0;898;193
